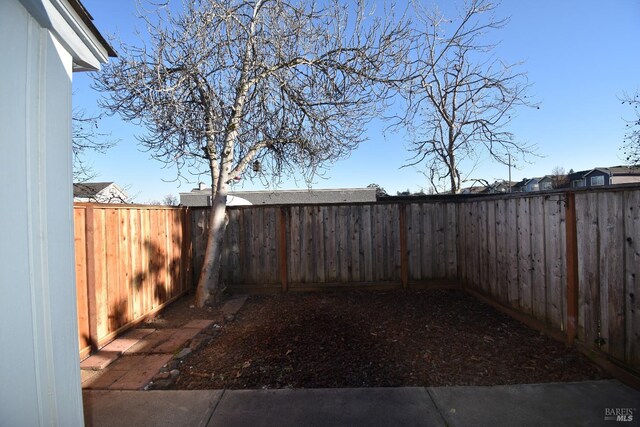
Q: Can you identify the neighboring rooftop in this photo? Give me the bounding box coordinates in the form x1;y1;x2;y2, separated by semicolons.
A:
74;182;130;203
180;186;377;207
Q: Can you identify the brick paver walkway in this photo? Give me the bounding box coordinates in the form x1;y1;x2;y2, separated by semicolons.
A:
80;296;247;391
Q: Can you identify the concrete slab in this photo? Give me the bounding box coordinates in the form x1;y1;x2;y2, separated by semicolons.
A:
83;390;223;427
184;319;214;329
80;350;120;370
428;380;640;427
207;387;445;427
221;296;247;318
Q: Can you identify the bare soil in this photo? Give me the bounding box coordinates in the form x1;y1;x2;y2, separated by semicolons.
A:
167;290;607;390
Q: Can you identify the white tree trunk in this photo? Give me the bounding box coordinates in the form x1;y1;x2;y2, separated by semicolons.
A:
195;183;228;306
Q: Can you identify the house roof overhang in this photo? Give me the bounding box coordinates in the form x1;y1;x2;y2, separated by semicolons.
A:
18;0;116;71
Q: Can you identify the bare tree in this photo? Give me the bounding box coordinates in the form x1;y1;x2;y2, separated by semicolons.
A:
550;165;568;189
72;109;116;181
147;194;179;205
163;194;179;206
397;0;537;193
621;91;640;165
94;0;410;306
367;183;388;197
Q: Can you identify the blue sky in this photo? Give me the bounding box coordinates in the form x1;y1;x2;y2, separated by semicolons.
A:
73;0;640;202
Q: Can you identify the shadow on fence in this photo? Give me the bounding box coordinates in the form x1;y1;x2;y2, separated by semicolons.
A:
74;204;192;358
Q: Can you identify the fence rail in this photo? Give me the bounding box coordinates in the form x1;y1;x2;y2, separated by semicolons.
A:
74;204;191;359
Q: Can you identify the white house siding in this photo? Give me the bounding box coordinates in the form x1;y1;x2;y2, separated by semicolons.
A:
612;176;640;185
0;1;108;425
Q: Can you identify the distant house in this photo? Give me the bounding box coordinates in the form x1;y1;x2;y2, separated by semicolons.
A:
180;185;377;207
523;178;541;192
511;179;528;193
460;186;487;194
568;166;640;189
537;176;554;191
583;169;610;187
460;180;514;194
488;180;515;193
73;182;129;203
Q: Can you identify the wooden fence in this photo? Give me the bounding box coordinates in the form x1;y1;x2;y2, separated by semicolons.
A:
190;187;640;379
74;203;192;359
73;187;639;378
191;202;459;292
575;190;640;373
457;194;568;333
457;188;640;380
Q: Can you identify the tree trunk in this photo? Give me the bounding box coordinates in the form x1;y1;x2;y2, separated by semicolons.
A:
194;183;228;307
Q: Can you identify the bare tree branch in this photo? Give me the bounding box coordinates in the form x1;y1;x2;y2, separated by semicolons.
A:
72;109;117;182
621;90;640;165
93;0;411;305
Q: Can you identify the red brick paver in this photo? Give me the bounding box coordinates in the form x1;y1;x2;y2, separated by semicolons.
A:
80;316;216;391
152;328;201;353
109;354;173;390
101;329;155;353
124;329;178;354
80;350;121;371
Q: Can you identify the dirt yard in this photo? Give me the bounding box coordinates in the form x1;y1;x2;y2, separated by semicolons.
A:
167;290;606;390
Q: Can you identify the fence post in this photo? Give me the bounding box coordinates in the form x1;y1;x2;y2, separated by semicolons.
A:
565;192;579;345
399;204;409;289
279;206;288;292
84;205;99;352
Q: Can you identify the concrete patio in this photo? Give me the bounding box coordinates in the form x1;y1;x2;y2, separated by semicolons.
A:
83;380;640;427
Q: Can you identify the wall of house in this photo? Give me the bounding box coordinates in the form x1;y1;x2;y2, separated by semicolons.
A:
96;184;130;203
0;0;108;425
611;175;640;185
584;170;610;186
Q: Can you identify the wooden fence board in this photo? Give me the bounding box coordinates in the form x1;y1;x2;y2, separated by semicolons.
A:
624;191;640;367
290;206;301;283
74;208;90;355
390;205;402;280
432;203;442;278
506;198;519;308
530;197;547;321
408;204;420;280
446;203;458;279
471;203;480;289
456;203;466;283
486;200;497;297
327;206;337;282
479;201;489;293
467;202;475;287
576;192;600;348
600;192;625;361
499;198;508;302
516;198;532;315
543;198;562;330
